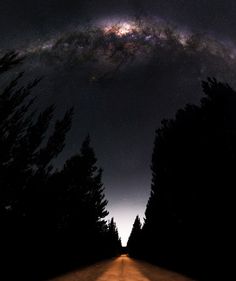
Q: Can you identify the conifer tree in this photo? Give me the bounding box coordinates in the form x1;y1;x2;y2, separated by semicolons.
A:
106;217;122;256
0;51;121;279
141;78;236;280
0;52;73;221
0;52;73;280
127;215;142;257
58;136;109;260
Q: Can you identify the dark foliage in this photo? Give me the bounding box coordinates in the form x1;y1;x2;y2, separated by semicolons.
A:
53;136;122;263
0;52;121;281
106;217;122;256
127;215;142;257
0;51;24;74
130;78;236;280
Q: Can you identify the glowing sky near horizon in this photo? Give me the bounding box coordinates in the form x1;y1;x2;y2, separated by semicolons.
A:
107;199;146;246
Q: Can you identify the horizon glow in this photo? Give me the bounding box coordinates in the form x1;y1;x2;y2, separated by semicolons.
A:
106;201;146;246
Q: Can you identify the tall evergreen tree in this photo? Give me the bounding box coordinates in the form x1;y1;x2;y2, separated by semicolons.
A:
106;217;122;256
0;52;122;280
0;53;73;220
79;135;109;230
57;135;110;262
0;52;73;280
127;215;142;257
140;78;236;280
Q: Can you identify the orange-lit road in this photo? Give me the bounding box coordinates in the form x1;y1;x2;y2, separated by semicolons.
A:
48;255;195;281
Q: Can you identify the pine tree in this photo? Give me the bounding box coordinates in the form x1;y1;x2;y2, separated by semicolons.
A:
57;135;109;261
0;52;73;280
76;135;108;232
141;78;236;280
106;217;122;256
0;52;73;215
127;215;142;257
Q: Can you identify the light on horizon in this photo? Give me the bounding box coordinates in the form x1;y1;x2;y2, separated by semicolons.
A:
107;204;145;246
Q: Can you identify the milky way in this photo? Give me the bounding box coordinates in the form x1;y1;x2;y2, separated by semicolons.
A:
14;16;236;72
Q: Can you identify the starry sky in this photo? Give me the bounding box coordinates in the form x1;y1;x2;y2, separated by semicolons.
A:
1;0;236;245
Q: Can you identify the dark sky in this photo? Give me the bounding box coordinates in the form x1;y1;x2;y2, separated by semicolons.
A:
1;0;236;44
1;0;236;245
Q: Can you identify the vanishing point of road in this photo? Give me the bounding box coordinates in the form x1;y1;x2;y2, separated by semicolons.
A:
48;254;196;281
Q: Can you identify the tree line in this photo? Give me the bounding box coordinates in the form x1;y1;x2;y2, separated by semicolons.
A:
128;78;234;281
0;52;121;281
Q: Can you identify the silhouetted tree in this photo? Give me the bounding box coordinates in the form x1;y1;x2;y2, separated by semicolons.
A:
127;215;142;257
106;217;122;256
0;52;73;280
0;52;122;280
0;52;73;218
139;78;236;281
56;136;109;262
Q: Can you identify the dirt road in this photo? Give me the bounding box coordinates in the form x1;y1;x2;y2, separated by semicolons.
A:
48;255;195;281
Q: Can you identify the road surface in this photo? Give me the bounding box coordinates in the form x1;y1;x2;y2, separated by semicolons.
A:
48;255;195;281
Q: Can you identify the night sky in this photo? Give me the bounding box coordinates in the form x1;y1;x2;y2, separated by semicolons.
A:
1;0;236;245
